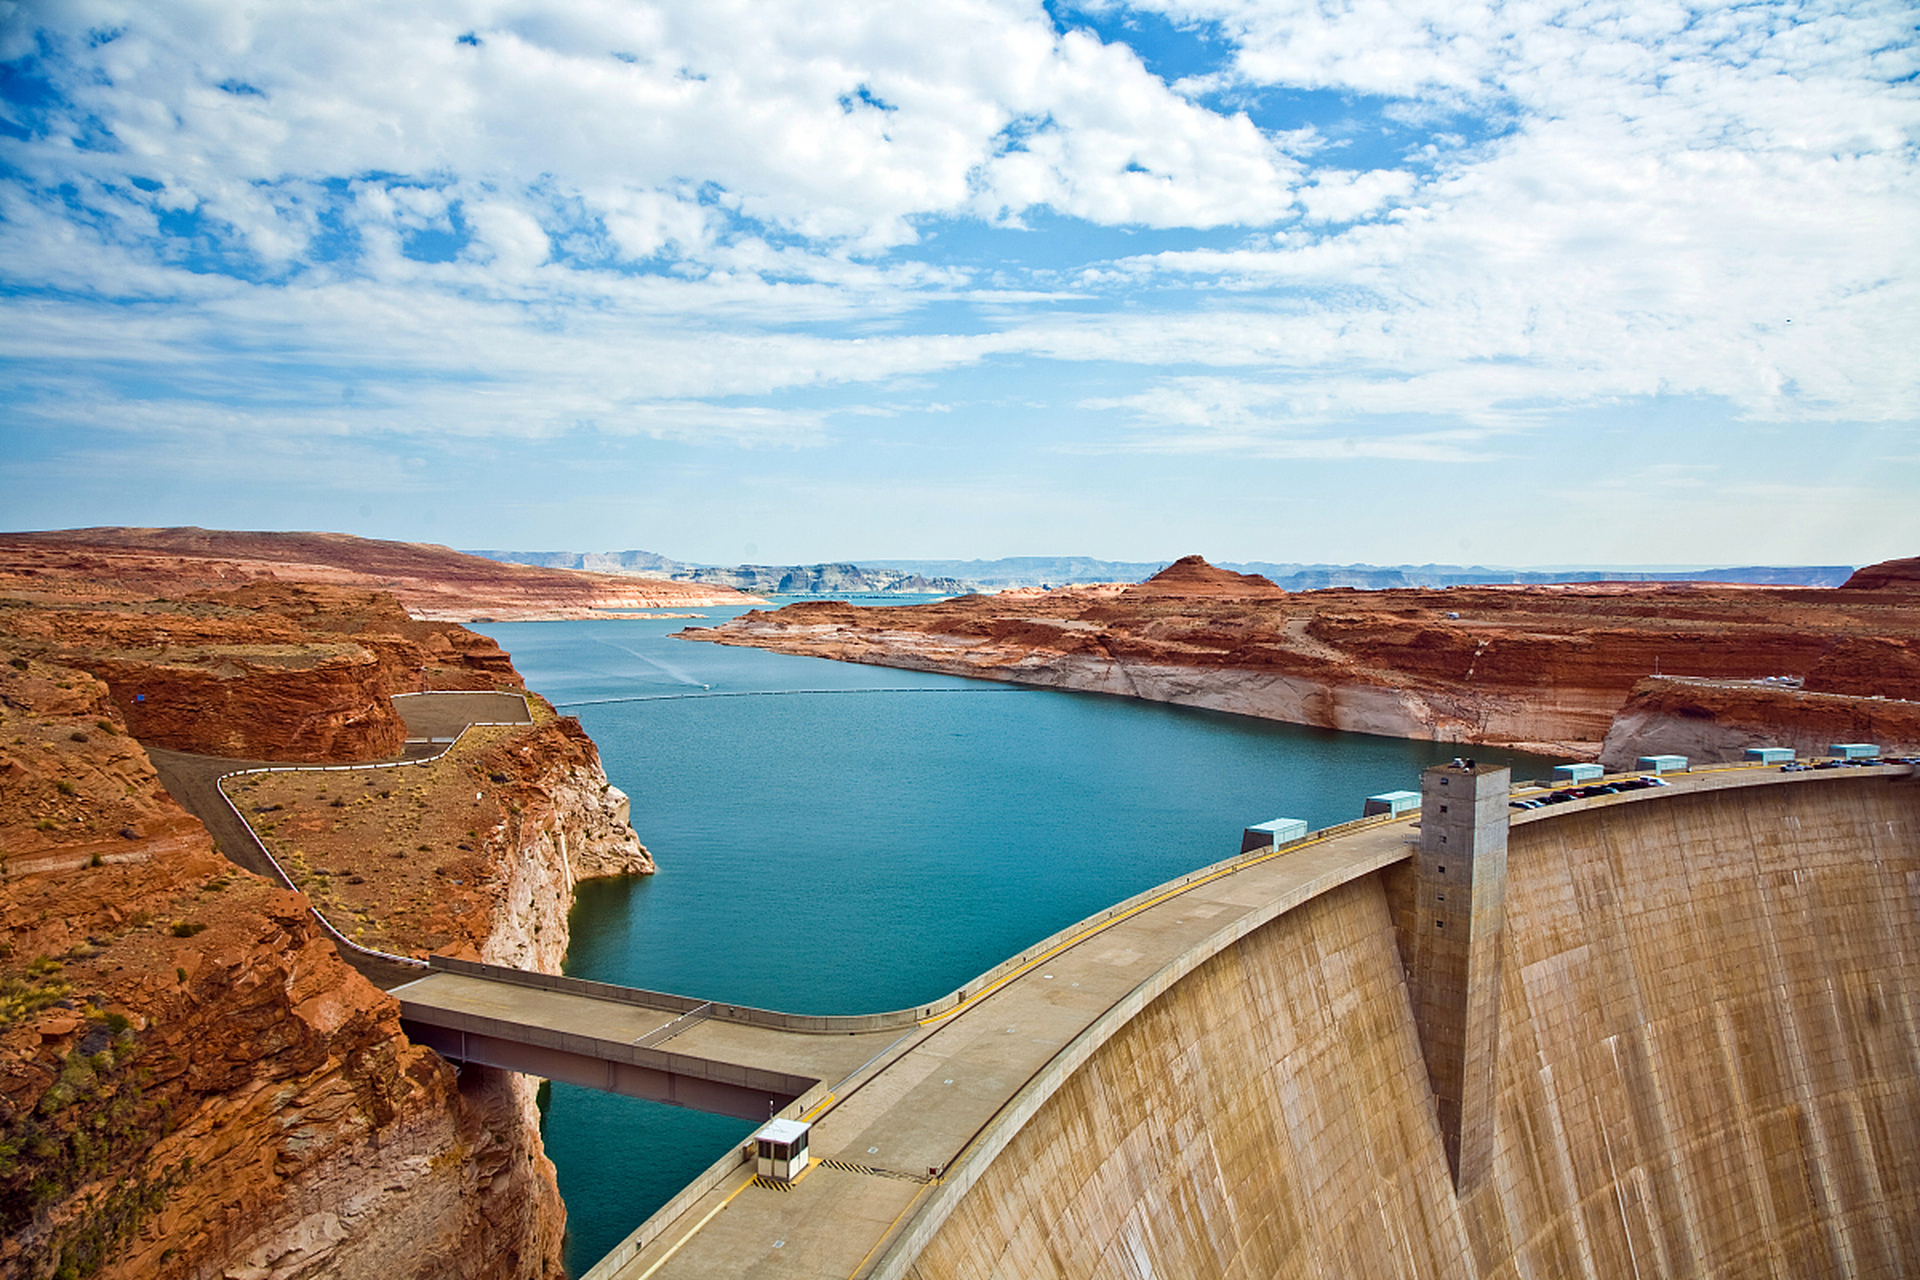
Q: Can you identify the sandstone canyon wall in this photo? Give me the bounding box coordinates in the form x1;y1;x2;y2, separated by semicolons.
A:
1;564;653;1279
0;657;557;1280
903;773;1920;1279
0;581;524;761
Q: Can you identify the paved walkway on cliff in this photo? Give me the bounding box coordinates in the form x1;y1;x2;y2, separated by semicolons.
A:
146;691;532;989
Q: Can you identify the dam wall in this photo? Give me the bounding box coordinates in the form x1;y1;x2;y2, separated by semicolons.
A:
901;772;1920;1279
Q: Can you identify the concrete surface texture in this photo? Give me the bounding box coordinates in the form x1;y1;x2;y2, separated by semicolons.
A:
902;771;1919;1279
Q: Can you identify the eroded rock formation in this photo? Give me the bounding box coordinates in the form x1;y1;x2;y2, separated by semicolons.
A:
0;545;654;1280
1598;677;1920;768
0;658;559;1280
688;553;1920;759
0;580;526;761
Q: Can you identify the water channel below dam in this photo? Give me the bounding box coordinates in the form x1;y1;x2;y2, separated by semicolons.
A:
473;602;1559;1273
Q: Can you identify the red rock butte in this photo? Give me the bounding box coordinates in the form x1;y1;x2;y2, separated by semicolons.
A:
1123;553;1288;597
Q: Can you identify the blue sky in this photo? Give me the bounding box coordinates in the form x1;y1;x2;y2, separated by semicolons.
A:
1;0;1916;567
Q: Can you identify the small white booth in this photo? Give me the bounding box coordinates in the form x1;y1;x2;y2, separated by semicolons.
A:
1746;747;1795;764
1829;743;1880;760
1637;755;1689;774
753;1118;811;1183
1552;763;1604;784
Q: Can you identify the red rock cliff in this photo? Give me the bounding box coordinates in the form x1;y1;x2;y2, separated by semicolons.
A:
0;583;521;762
0;659;561;1280
688;555;1920;757
1598;676;1920;768
1;543;658;1280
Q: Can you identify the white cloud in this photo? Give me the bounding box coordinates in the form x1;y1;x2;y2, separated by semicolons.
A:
463;201;550;270
1;0;1915;542
1297;169;1414;223
7;0;1297;269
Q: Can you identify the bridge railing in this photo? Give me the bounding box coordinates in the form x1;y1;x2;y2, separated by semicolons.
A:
424;955;927;1032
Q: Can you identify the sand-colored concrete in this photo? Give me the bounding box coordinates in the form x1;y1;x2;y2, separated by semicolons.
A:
901;768;1919;1280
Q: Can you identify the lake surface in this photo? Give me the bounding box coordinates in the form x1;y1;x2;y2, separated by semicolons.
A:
472;603;1558;1273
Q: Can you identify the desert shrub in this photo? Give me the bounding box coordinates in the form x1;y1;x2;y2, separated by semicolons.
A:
1;1026;181;1280
0;962;71;1028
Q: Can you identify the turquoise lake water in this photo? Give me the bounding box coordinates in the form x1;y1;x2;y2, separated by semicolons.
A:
472;605;1558;1273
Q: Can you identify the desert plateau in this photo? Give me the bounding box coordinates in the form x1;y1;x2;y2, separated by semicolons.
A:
3;526;1919;1280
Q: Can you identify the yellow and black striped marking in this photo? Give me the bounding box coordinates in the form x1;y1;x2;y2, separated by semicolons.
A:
818;1158;933;1184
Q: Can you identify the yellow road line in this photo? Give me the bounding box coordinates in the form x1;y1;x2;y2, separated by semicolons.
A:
847;1178;935;1279
634;1177;753;1280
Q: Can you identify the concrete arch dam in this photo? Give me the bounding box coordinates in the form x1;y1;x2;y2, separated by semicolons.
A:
400;763;1920;1279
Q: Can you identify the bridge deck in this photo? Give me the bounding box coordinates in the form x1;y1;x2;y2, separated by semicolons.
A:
392;970;906;1119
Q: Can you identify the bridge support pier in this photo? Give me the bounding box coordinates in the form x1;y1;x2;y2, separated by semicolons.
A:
1401;760;1509;1192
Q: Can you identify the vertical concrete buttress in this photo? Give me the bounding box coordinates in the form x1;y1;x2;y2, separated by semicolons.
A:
1404;760;1510;1191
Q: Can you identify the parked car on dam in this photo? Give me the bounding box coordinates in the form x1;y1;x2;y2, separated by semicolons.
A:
1513;775;1669;809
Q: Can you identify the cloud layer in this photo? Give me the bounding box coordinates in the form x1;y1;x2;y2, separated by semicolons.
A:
1;0;1915;559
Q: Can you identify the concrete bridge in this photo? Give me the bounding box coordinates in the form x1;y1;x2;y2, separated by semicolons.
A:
389;757;1920;1280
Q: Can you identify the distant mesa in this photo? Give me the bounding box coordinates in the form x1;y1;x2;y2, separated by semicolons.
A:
471;548;1858;594
1840;555;1920;591
0;527;757;621
468;548;976;597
